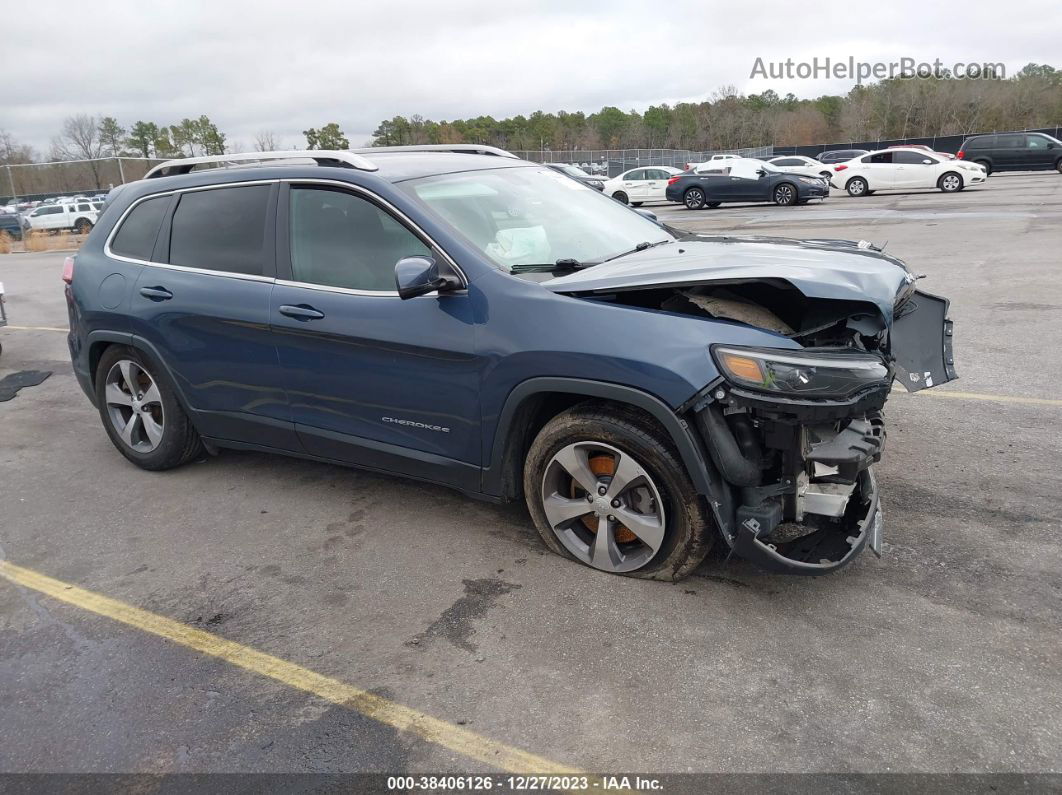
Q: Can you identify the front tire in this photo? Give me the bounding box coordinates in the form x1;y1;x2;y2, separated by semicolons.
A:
683;187;706;210
938;172;963;192
524;404;712;581
612;191;629;205
95;345;204;471
846;177;869;197
1055;158;1062;174
773;183;797;206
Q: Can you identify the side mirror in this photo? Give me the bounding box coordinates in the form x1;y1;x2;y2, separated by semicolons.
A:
394;255;460;300
634;208;660;224
756;168;767;177
1048;142;1057;149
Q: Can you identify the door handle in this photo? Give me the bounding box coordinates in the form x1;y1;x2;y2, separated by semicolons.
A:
139;286;172;301
278;304;325;321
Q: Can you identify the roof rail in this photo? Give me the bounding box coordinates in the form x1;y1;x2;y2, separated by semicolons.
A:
349;144;519;159
144;150;378;179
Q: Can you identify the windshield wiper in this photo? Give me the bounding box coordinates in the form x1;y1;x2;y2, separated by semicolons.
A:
598;239;672;264
510;257;592;274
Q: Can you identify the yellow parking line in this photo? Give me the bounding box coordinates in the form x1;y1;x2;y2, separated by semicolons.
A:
907;390;1062;407
0;560;581;775
5;325;68;332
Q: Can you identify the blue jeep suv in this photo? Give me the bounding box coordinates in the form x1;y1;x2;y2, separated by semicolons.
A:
65;145;956;579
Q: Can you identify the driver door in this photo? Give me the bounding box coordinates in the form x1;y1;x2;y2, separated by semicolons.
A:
269;182;481;491
892;150;937;188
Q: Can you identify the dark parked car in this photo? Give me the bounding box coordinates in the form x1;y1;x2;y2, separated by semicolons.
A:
65;146;956;579
0;212;23;241
817;149;869;164
665;158;829;208
544;162;606;190
957;132;1062;175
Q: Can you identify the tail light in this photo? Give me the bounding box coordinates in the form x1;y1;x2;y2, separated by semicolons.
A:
667;176;681;185
61;256;75;284
834;164;848;172
956;150;965;159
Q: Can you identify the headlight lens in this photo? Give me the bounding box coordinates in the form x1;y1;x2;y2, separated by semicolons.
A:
712;345;890;399
797;176;820;185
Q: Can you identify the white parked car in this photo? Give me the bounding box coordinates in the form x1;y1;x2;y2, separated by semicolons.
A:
686;153;741;172
22;200;99;234
832;148;987;196
603;166;683;205
767;155;834;180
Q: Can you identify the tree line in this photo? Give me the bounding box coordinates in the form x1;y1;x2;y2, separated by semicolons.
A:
369;63;1062;152
2;63;1060;196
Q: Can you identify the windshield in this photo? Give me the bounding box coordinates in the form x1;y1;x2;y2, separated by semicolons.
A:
557;164;589;177
400;167;674;271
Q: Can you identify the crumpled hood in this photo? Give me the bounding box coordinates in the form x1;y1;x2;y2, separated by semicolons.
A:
541;236;919;323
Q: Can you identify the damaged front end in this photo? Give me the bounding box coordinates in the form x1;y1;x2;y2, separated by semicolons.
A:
693;346;890;574
542;235;957;574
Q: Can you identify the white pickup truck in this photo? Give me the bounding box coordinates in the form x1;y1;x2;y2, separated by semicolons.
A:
23;201;101;234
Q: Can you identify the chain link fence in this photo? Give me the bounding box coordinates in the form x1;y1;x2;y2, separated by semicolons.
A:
510;147;775;178
2;157;165;204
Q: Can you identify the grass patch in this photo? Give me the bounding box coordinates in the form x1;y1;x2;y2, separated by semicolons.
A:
22;230;79;253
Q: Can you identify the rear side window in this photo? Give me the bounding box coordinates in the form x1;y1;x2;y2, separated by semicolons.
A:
169;186;270;275
289;186;430;292
110;196;169;260
996;134;1023;149
965;136;993;149
866;152;894;164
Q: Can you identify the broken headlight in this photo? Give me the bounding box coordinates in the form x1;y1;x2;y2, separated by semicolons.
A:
712;345;890;399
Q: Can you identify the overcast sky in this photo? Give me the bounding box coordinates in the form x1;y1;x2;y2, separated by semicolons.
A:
1;0;1059;155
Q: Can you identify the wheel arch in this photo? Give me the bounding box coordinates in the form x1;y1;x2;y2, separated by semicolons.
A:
86;333;197;420
482;377;726;509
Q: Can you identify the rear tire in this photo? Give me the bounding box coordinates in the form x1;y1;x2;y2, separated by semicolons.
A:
706;202;722;209
975;159;991;176
74;218;93;234
683;187;706;210
612;191;629;205
631;201;643;207
1055;158;1062;175
524;403;713;581
846;177;869;197
95;345;204;471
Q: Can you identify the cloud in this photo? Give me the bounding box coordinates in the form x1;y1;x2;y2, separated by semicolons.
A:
1;0;1058;153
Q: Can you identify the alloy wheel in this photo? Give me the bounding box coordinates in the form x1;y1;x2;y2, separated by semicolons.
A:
540;441;666;573
104;359;165;452
775;185;794;205
684;188;705;209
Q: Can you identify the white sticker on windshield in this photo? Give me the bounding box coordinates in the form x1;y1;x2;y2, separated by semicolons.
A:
538;169;589;190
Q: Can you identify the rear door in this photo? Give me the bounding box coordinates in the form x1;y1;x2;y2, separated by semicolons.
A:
126;182;297;450
861;152;897;189
994;134;1025;170
270;182;480;490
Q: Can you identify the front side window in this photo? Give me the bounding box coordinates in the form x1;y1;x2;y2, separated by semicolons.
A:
402;166;673;271
289;187;430;292
893;150;936;164
1026;135;1047;149
169;185;270;276
110;195;169;260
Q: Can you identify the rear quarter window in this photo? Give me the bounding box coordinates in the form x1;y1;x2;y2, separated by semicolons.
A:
110;195;170;261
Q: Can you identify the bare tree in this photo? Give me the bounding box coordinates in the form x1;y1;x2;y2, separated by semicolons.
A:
53;114;106;189
0;129;35;165
254;131;280;151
